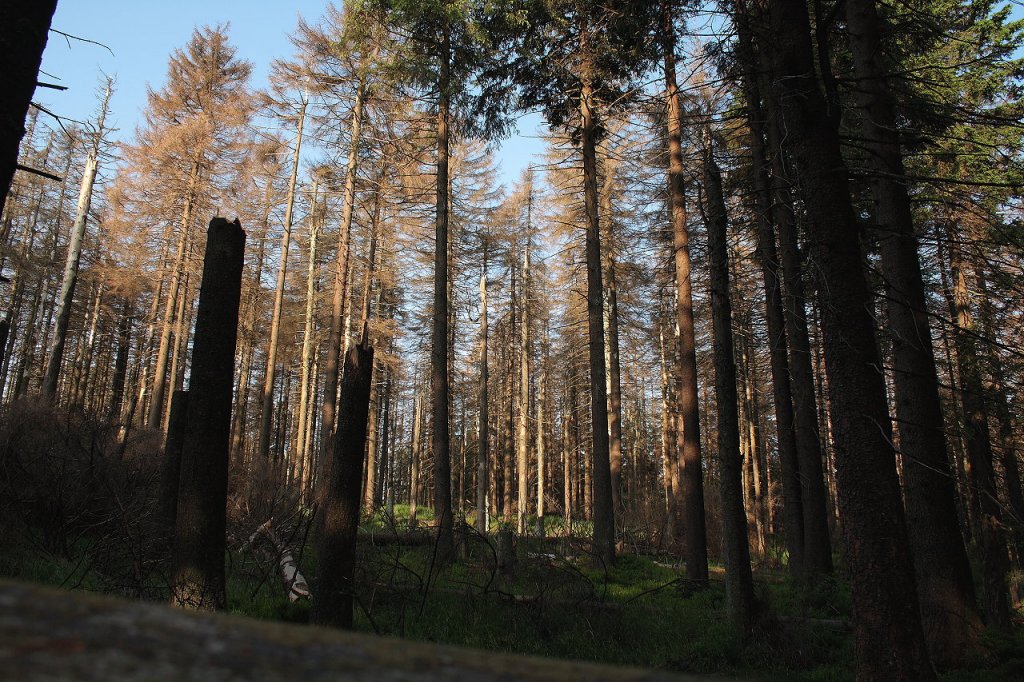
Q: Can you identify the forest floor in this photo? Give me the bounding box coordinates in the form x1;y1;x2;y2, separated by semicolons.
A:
4;505;1023;681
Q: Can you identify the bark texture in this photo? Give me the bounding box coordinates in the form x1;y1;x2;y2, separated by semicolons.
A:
0;1;57;213
765;0;934;677
171;218;245;611
312;342;375;629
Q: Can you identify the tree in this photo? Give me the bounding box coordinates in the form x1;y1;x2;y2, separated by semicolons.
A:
171;218;245;610
659;0;708;581
42;80;113;399
702;128;755;632
514;0;660;566
760;0;934;676
123;25;253;431
0;1;58;214
843;0;984;661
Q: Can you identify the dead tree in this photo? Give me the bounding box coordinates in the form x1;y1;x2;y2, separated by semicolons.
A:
311;341;375;629
171;218;245;611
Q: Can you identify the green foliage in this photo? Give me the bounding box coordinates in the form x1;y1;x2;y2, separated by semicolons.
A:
510;0;661;137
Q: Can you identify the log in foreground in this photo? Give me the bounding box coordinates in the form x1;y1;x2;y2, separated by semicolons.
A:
0;580;732;682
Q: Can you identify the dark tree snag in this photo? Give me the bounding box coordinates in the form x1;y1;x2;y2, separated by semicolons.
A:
312;342;374;629
160;390;189;533
0;1;57;214
703;138;755;633
1;579;710;682
765;0;934;677
171;217;245;611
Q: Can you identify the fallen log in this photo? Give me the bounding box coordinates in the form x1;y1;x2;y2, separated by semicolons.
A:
246;519;310;602
0;579;741;681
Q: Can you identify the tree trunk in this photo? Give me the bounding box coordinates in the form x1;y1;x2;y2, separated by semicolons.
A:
734;0;804;578
844;0;983;662
409;392;422;528
320;77;365;471
42;150;99;398
296;179;321;499
149;161;201;429
703;136;755;633
517;241;531;536
311;342;374;629
259;97;307;459
946;224;1011;630
599;141;625;523
661;2;707;581
431;31;455;556
171;218;245;611
765;0;934;676
580;55;615;568
0;0;57;214
476;255;489;534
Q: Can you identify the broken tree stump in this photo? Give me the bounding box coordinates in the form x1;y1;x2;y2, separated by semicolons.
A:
171;217;245;611
312;342;374;628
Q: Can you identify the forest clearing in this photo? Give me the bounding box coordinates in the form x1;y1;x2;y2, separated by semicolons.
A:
1;1;1023;680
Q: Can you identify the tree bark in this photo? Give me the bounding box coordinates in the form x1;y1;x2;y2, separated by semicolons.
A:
0;0;57;214
765;0;934;676
734;0;805;578
171;217;245;611
844;0;984;662
661;2;708;582
946;224;1011;630
476;253;489;534
432;30;454;556
311;342;374;629
42;149;98;398
517;241;531;535
259;97;307;459
580;54;615;568
320;77;365;472
703;137;755;633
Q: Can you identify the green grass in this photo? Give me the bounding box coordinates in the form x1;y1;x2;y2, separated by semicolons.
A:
7;527;1023;682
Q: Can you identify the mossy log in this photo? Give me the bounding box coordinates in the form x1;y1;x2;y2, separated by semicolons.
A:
0;579;748;681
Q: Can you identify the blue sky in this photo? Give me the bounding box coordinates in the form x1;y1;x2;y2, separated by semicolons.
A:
38;0;544;184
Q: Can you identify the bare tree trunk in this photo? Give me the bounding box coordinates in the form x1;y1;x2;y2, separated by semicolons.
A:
42;150;99;398
320;78;365;470
765;0;934;675
844;0;984;661
580;60;615;567
311;342;374;629
536;319;547;537
599;142;624;524
704;137;755;632
171;218;245;611
517;241;531;536
661;2;707;581
734;0;804;577
946;224;1010;630
476;253;489;534
259;98;307;459
296;178;321;499
431;33;454;555
409;392;422;528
